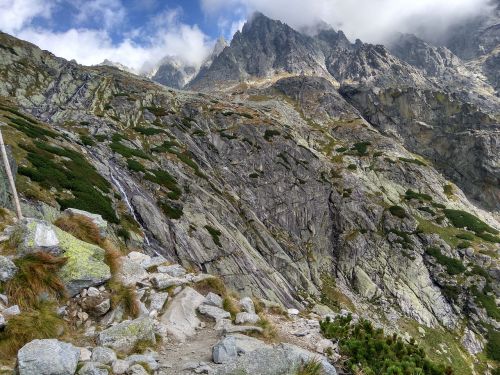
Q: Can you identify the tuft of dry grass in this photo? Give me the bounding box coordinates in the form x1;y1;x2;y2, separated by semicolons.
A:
102;240;123;277
295;358;324;375
0;301;66;357
0;224;25;255
193;276;227;296
5;252;67;308
255;314;278;341
252;297;265;314
54;213;102;246
223;296;241;320
107;280;140;319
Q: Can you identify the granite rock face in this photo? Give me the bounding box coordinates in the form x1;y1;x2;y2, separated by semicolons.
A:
17;339;80;375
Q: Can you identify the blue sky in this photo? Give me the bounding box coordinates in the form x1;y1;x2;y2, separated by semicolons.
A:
0;0;492;72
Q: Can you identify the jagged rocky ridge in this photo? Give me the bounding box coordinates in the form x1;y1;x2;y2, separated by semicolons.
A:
0;11;499;374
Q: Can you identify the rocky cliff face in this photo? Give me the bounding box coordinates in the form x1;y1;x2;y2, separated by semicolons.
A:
0;11;499;373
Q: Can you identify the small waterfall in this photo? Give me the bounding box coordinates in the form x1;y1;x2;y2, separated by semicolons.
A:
110;172;151;246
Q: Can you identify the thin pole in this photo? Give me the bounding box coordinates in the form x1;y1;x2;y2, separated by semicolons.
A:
0;123;23;220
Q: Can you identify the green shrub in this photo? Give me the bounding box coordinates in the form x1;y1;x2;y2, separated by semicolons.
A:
295;359;323;375
425;247;465;275
159;201;183;219
264;129;280;141
80;135;95;146
110;141;151;159
336;147;347;153
143;106;168;116
320;315;452;375
134;127;165;136
127;159;146;173
456;233;474;241
418;206;435;215
151;140;182;153
405;189;432;202
399;157;426;166
473;288;500;321
347;164;357;170
476;232;500;243
7;116;57;139
389;205;407;218
205;225;222;247
145;170;181;199
486;330;500;361
351;141;371;156
456;241;470;249
443;209;498;235
443;184;454;197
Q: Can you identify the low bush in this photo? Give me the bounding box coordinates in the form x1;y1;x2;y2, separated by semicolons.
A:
108;280;140;318
425;247;465;275
5;253;67;308
472;288;500;321
80;135;95;146
110;141;151;160
159;200;183;219
264;129;280;141
399;157;426;166
455;233;474;241
205;225;222;247
127;159;146;173
443;209;498;235
351;141;371;156
145;170;182;199
486;330;500;361
389;205;407;218
320;315;452;375
0;301;65;357
405;189;432;202
295;359;323;375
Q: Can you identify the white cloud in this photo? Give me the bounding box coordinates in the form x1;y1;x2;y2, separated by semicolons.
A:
73;0;126;30
0;0;53;33
201;0;494;44
0;1;214;73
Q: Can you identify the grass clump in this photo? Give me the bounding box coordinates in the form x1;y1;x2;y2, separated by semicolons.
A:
108;280;140;318
159;200;183;219
295;359;323;375
399;157;426;166
127;159;146;173
134;127;165;136
143;106;168;117
443;209;499;237
193;276;227;296
320;315;452;375
425;247;465;275
110;140;150;160
5;253;67;308
0;301;65;357
351;141;371;156
443;184;454;197
205;225;222;247
389;205;407;218
405;189;432;202
472;288;500;321
486;330;500;361
223;297;241;319
455;233;474;241
347;164;357;170
54;213;102;246
80;135;95;146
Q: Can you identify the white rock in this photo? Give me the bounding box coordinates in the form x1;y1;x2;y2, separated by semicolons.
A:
0;314;5;329
91;346;117;365
127;251;151;264
112;359;130;374
160;287;205;342
239;297;255;314
157;264;187;277
78;347;92;362
204;292;223;308
3;304;20;317
151;273;188;289
149;292;168;311
235;312;260;325
199;304;231;321
87;287;100;297
127;364;149;375
287;308;300;316
17;339;79;375
315;338;335;354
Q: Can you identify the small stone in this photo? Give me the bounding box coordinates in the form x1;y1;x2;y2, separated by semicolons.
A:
127;364;149;375
112;360;130;375
239;297;255;314
3;304;20;317
315;338;335;354
81;289;88;298
97;317;156;354
79;347;92;361
91;346;117;365
0;255;17;282
125;353;159;370
93;299;111;316
157;264;187;277
78;361;109;375
235;312;260;325
199;304;231;321
204;292;223;308
287;308;300;316
149;292;168;311
194;364;212;374
87;287;100;297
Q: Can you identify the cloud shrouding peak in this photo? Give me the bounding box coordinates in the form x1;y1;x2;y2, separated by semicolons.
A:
201;0;494;44
0;0;213;73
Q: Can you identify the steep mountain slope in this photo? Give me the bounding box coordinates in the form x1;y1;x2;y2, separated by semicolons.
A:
0;17;499;374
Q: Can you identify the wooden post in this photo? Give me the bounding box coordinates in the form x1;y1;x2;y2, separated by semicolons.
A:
0;122;23;220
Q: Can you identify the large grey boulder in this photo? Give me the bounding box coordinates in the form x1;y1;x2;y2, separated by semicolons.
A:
157;264;186;277
198;304;231;321
18;218;60;256
0;255;17;282
149;292;168;312
213;343;336;375
160;286;205;341
17;339;80;375
97;317;156;353
213;334;271;364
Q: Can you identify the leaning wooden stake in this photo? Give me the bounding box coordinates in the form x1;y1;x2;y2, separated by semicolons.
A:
0;123;23;219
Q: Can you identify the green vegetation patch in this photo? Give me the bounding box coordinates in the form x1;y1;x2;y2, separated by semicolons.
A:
80;135;95;146
110;138;151;160
351;141;371;156
127;159;146;173
134;127;165;136
7;116;58;139
17;141;118;223
399;157;427;166
425;247;465;275
205;225;222;247
472;287;500;321
320;315;452;375
443;209;499;236
486;330;500;361
143;106;168;117
159;200;183;219
389;205;407;218
145;169;182;200
405;189;432;202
